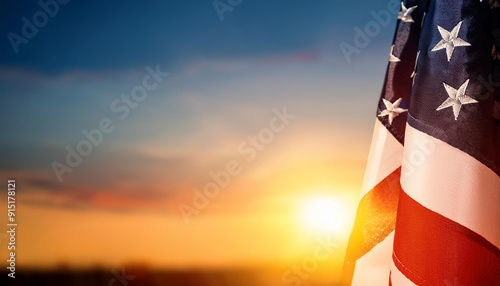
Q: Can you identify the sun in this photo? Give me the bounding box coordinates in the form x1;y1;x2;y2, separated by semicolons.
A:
300;196;349;234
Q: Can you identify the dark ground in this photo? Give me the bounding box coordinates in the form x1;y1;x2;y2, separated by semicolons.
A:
0;268;339;286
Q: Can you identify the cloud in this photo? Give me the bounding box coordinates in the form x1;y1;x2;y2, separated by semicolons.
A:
182;50;320;77
0;170;61;190
0;66;147;85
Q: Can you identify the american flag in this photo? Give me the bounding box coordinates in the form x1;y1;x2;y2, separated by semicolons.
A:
342;0;500;285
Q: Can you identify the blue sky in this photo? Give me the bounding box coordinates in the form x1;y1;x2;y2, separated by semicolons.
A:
0;0;399;193
1;0;395;71
0;0;399;203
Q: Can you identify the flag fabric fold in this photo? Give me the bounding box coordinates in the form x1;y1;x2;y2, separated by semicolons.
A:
342;0;500;285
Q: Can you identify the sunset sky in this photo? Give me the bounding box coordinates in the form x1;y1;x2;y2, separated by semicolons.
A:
0;0;397;284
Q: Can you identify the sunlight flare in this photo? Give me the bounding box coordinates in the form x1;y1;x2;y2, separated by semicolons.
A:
300;196;349;234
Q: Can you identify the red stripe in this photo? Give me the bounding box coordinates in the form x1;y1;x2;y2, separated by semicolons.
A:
393;190;500;286
341;167;402;285
388;272;392;286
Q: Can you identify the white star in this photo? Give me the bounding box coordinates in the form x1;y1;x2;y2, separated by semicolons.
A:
379;98;408;125
436;79;478;120
431;21;471;62
389;45;401;62
398;2;417;23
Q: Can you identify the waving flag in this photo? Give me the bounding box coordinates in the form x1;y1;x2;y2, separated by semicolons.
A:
342;0;500;285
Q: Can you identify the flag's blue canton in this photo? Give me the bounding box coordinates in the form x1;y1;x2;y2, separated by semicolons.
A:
378;0;500;175
377;0;429;143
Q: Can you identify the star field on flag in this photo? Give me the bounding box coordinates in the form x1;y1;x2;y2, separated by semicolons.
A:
342;0;500;285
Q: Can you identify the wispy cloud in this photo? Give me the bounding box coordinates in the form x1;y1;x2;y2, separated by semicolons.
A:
0;66;147;84
183;50;320;76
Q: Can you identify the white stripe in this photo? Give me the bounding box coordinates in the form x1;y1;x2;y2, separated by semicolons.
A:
352;231;394;286
361;120;404;197
390;256;418;286
401;124;500;249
